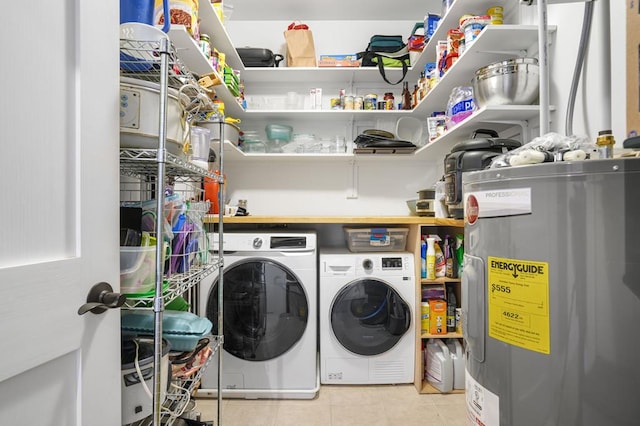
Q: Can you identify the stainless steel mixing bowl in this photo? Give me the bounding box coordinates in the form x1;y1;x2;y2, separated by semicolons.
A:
472;58;539;107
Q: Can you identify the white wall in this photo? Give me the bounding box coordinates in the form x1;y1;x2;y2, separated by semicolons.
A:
521;1;625;142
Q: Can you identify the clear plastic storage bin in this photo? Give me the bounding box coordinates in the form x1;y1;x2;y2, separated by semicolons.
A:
120;246;156;295
344;227;409;252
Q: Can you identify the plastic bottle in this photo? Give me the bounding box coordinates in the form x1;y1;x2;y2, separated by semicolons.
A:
425;339;454;392
446;286;457;333
421;239;427;279
426;237;436;280
204;170;225;214
454;234;464;277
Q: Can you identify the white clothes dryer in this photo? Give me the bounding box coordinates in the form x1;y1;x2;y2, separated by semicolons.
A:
197;231;318;399
319;249;415;385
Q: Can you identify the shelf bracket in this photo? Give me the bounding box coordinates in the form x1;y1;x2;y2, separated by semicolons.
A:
488;120;532;142
347;159;359;199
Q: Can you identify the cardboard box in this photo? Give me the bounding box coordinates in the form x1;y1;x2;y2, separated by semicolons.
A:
318;54;360;68
627;1;640;137
429;299;447;335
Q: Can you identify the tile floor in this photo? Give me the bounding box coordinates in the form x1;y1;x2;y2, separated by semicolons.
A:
194;385;467;426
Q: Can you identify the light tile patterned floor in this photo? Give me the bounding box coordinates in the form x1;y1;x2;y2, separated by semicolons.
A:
194;385;467;426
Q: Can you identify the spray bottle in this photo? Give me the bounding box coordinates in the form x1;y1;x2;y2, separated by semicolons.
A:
426;237;436;280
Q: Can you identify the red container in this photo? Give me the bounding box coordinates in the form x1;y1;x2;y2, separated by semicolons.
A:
204;171;225;214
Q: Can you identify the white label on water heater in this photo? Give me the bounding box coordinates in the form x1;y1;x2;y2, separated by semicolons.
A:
465;188;532;224
466;369;500;426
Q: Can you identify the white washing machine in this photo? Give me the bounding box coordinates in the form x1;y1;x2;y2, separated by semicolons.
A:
319;249;415;385
197;231;318;399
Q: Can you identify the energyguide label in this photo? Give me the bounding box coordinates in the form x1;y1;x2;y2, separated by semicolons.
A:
487;256;550;354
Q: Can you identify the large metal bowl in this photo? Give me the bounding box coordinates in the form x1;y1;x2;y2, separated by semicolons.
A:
472;58;539;108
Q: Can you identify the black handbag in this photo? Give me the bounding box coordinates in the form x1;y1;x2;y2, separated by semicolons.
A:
357;35;409;85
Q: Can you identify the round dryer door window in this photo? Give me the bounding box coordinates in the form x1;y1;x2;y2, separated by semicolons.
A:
330;278;410;356
207;259;309;362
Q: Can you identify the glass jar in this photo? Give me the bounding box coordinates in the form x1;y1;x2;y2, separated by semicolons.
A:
384;92;395;110
199;34;211;59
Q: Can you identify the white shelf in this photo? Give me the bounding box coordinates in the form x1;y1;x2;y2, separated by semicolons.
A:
173;1;552;164
167;25;245;118
228;0;431;21
414;105;549;161
239;66;408;85
223;105;546;162
199;2;244;71
408;0;511;81
243;109;413;121
413;25;555;116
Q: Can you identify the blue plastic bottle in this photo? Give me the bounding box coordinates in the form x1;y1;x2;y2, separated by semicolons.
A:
421;238;427;279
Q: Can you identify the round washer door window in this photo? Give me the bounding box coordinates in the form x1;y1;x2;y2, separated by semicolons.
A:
207;258;308;362
330;278;410;356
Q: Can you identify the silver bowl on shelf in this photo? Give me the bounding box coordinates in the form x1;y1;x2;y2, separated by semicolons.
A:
472;57;540;108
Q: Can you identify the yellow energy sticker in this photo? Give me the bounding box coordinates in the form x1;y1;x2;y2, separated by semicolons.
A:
487;256;550;354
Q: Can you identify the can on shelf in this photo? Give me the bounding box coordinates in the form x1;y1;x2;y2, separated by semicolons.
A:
343;95;354;110
364;94;377;110
354;96;364;110
421;302;430;334
377;101;386;110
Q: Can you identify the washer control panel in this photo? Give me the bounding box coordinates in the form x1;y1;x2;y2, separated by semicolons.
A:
381;257;403;270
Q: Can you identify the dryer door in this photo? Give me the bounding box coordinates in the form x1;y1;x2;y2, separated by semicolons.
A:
207;258;309;361
331;278;411;356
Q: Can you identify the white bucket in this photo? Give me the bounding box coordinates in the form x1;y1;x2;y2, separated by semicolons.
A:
121;337;171;425
425;338;453;393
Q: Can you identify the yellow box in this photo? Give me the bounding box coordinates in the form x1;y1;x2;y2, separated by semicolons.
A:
429;299;447;335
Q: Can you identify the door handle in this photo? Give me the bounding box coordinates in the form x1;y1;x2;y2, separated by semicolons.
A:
78;282;126;315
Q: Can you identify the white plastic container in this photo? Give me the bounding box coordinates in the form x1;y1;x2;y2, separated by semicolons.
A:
446;339;465;389
425;338;454;392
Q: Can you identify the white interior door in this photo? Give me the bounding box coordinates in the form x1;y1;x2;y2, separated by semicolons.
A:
0;2;121;425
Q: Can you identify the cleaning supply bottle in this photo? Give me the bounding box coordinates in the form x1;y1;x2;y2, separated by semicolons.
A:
455;234;464;277
446;286;457;333
426;237;436;280
421;238;427;279
421;301;430;334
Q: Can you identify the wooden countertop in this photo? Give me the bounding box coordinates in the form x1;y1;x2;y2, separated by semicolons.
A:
204;215;464;226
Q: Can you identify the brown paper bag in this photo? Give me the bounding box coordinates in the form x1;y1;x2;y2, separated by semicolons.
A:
284;22;317;67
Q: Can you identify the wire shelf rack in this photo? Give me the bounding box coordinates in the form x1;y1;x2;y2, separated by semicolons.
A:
120;149;222;181
119;34;225;426
121;39;200;97
126;336;221;426
120;38;218;120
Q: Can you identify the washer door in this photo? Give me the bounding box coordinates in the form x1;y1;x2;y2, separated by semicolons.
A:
207;258;309;361
331;278;410;356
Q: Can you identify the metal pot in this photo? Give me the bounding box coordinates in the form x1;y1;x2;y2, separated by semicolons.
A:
472;58;539;108
120;77;190;156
